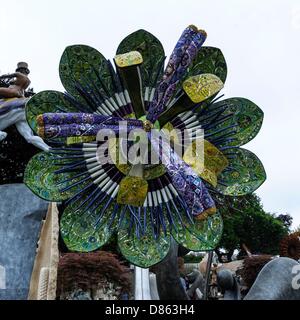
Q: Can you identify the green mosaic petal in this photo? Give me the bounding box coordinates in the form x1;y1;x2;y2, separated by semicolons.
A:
117;29;165;89
172;212;223;251
118;211;171;268
60;195;117;252
216;148;266;196
188;46;227;84
24;151;93;201
59;45;114;104
205;98;264;147
26;90;77;134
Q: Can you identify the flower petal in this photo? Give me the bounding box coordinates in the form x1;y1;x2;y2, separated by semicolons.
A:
216;148;266;196
203;98;264;147
183;74;224;104
188;46;227;84
117;176;148;207
172;211;223;251
59;45;114;109
26;90;77;135
183;139;229;187
24;151;93;201
118;211;171;268
117;29;165;92
60;195;117;252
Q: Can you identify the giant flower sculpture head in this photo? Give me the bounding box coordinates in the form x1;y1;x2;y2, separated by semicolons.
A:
25;25;266;268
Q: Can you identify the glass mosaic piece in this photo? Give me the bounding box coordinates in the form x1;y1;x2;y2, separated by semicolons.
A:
216;147;266;196
114;51;143;68
24;151;92;202
118;211;171;268
172;211;223;251
183;74;224;103
60;194;118;252
188;46;227;83
117;176;148;207
59;45;114;105
183;140;229;187
202;97;264;148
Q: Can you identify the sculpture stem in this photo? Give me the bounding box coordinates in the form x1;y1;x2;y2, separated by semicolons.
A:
203;250;213;300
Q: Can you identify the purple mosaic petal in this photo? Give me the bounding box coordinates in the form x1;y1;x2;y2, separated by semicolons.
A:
37;113;143;139
149;131;215;217
39;113;143;127
41;123;142;139
147;26;207;122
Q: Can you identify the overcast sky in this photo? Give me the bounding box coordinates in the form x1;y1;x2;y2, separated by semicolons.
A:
1;0;300;227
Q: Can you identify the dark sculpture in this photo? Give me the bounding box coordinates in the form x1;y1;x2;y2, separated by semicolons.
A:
152;239;189;300
186;270;205;299
244;257;300;300
217;269;241;300
0;62;31;98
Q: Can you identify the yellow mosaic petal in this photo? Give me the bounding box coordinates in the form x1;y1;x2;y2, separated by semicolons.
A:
124;113;136;119
183;139;229;187
183;74;224;103
37;126;45;139
117;176;148;207
195;206;217;221
114;51;143;68
36;114;44;127
66;136;96;145
108;137;131;174
108;138;166;180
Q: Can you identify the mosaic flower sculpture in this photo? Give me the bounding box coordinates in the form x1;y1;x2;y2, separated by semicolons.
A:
24;26;266;268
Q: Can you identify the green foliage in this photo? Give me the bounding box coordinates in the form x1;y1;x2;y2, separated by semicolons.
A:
183;254;203;264
0;126;39;185
216;194;289;257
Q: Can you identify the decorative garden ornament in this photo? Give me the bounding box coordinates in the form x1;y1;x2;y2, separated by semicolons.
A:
25;25;266;268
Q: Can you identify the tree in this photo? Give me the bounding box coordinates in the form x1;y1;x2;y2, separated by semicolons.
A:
276;214;293;229
0;126;39;184
215;194;289;261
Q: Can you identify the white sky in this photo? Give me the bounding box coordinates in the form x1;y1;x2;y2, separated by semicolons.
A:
1;0;300;227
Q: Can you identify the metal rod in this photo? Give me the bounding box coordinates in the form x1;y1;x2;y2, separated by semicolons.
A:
203;250;214;300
